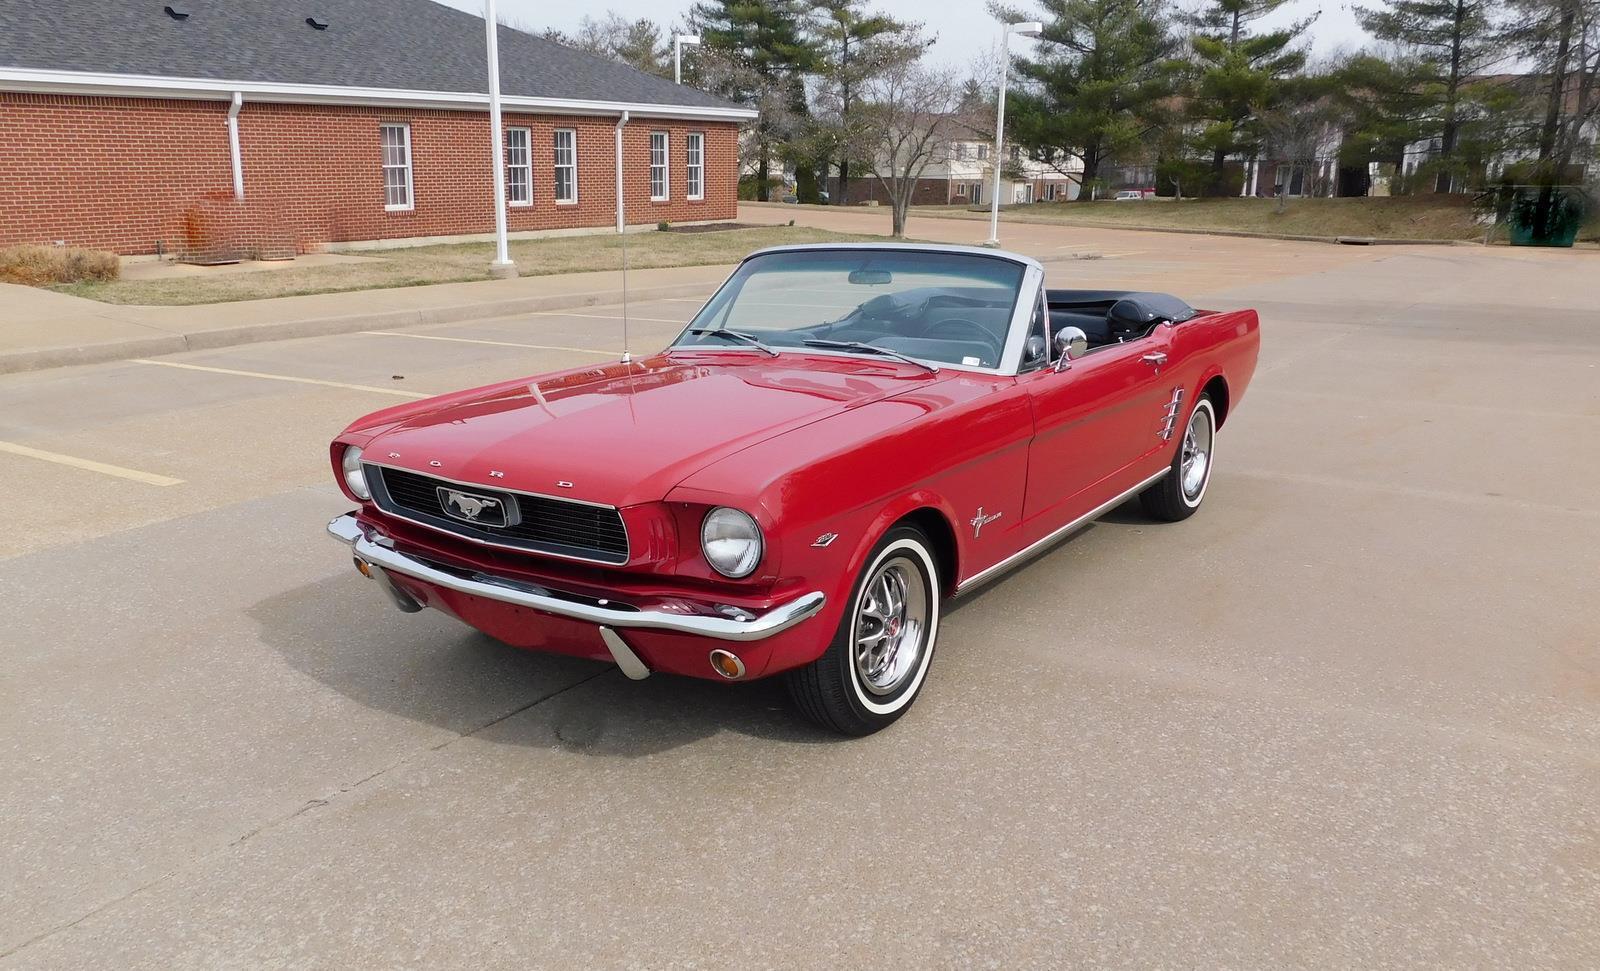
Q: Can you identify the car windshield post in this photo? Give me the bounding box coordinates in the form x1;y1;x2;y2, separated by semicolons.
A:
670;248;1027;371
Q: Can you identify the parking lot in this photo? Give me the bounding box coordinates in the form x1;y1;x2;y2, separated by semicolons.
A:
2;217;1597;967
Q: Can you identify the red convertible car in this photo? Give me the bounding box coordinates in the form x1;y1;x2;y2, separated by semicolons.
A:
328;244;1259;735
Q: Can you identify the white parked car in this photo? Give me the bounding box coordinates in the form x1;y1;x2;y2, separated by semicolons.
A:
1115;190;1147;201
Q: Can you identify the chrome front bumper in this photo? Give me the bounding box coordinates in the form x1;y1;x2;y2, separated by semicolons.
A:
327;513;826;644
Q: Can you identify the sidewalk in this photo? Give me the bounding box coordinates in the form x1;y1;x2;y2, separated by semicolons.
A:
0;264;733;375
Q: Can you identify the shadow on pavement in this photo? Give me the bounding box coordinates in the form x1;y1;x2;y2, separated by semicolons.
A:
249;574;838;758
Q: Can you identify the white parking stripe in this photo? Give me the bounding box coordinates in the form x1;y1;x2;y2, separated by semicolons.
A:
129;359;431;398
361;331;618;355
0;440;183;487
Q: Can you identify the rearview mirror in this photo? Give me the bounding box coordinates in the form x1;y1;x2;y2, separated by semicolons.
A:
848;268;893;286
1052;326;1088;371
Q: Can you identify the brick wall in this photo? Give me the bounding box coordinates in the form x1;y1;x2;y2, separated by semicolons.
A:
0;93;740;255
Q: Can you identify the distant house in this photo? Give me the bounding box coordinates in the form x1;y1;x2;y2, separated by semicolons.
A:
0;0;755;257
829;137;1082;206
1400;73;1597;190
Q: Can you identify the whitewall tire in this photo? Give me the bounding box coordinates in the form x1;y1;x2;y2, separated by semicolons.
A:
785;525;940;735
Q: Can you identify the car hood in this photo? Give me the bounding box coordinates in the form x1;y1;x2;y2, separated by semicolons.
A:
358;352;945;507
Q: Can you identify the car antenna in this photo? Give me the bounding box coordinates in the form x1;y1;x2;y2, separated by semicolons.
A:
615;111;632;365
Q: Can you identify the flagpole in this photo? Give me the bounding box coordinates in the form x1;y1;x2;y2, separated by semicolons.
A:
484;0;517;278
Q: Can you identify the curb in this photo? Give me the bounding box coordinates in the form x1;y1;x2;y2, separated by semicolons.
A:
0;280;718;376
909;209;1473;246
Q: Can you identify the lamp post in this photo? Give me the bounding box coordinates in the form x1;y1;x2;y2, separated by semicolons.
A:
985;21;1043;248
484;0;516;278
674;34;702;85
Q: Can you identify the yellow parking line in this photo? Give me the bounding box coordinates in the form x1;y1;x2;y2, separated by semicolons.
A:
130;359;431;398
0;440;183;487
529;311;687;325
360;331;618;355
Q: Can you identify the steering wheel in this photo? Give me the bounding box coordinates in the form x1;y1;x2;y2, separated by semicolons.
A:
922;317;1003;361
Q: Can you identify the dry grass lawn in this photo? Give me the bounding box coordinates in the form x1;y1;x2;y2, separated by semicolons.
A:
56;225;871;306
935;195;1495;240
1;245;120;286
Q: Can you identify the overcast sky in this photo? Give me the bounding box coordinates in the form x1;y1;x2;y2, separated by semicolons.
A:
439;0;1373;72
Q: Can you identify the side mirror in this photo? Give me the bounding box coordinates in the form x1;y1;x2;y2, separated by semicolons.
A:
1052;326;1089;371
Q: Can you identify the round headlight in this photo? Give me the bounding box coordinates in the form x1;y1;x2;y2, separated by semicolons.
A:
701;507;763;578
341;445;370;500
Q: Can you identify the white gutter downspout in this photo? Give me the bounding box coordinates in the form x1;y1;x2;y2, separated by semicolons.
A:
227;91;244;199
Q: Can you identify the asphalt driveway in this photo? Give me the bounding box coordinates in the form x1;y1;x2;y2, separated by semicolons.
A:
1;223;1596;968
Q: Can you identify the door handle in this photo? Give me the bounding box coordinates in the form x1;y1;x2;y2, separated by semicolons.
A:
1141;352;1168;366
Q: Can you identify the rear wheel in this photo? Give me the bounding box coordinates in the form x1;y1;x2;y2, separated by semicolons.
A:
1140;395;1216;522
785;525;940;736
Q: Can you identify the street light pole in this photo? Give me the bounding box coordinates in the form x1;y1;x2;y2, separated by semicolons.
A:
986;21;1043;248
484;0;516;278
674;34;702;85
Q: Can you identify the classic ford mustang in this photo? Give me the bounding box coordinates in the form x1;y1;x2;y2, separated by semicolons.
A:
328;244;1259;735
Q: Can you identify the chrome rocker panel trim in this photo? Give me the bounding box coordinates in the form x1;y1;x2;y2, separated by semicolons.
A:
328;513;826;643
954;468;1170;595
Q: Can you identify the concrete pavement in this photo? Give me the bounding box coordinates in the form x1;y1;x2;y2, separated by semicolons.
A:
0;264;732;375
6;201;1545;376
1;218;1597;967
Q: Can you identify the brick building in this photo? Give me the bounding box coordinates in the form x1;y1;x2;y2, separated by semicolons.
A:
0;0;754;258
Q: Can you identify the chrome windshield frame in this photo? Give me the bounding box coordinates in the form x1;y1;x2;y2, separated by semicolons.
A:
666;243;1045;378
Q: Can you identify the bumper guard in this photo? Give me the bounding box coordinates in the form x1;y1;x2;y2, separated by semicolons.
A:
327;513;826;645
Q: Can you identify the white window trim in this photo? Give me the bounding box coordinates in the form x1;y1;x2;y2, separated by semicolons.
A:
381;122;414;212
686;131;705;201
554;128;578;205
506;126;532;207
650;130;670;202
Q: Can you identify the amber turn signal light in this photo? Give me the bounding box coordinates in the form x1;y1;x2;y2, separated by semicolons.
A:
708;649;746;680
353;557;372;578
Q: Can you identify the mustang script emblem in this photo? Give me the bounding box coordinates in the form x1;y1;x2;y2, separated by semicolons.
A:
437;487;514;528
969;507;1003;538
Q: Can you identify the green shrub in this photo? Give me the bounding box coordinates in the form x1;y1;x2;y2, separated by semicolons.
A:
658;220;670;232
0;244;121;286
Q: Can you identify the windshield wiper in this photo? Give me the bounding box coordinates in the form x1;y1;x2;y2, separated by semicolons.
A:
800;339;939;374
685;327;779;356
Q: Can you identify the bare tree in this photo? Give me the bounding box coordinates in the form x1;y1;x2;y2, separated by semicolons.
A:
1260;97;1342;210
849;61;962;236
539;13;674;78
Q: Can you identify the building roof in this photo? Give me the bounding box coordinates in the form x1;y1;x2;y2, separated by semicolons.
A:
0;0;751;119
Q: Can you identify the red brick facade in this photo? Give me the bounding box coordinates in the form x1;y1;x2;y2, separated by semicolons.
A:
0;93;740;255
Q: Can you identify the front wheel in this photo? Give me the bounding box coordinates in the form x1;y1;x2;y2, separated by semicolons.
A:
1140;395;1216;522
784;525;940;736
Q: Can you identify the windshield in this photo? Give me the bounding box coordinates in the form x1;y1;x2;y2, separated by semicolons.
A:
671;249;1027;370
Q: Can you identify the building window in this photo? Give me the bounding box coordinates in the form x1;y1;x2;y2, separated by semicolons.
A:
650;131;669;201
554;128;577;204
381;123;413;211
505;127;531;206
976;144;990;160
685;132;704;200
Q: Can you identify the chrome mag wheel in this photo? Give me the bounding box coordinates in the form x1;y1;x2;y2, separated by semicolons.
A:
1181;403;1214;501
853;555;929;696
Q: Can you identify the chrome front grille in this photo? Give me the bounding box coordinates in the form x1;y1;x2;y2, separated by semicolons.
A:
366;465;629;565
